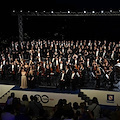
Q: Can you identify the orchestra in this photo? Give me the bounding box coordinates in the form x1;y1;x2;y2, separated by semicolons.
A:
0;39;119;90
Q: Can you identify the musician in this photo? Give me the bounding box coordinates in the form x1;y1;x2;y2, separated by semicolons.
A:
95;65;101;88
59;70;66;90
59;61;64;71
65;65;71;89
45;64;51;86
0;62;3;80
70;70;77;90
28;67;35;89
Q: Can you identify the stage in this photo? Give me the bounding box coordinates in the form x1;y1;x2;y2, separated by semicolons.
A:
0;84;120;110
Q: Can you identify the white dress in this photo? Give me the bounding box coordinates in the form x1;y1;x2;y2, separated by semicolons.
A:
20;71;27;89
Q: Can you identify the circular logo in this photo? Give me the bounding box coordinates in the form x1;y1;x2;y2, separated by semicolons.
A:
34;94;49;103
41;95;49;103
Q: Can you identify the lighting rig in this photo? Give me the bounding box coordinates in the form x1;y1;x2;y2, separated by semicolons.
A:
12;10;120;41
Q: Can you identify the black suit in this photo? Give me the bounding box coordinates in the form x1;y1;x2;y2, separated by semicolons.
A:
59;72;66;90
65;69;71;89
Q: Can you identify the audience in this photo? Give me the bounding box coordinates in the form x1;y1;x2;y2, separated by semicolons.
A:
0;92;120;119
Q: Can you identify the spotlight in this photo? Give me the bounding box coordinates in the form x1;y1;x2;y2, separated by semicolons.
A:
20;10;22;12
35;11;37;13
101;10;104;13
68;10;70;13
110;10;112;12
51;10;54;13
13;10;15;13
28;11;30;13
119;10;120;12
84;11;86;13
92;11;95;13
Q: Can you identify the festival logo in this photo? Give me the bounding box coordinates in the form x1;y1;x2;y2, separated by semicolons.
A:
34;94;49;103
107;94;114;103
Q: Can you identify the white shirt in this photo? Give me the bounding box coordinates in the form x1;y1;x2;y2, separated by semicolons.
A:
52;58;55;62
71;73;75;79
3;60;5;65
50;63;52;68
103;52;106;58
61;73;65;81
60;63;63;70
38;53;40;57
59;58;61;63
66;69;68;74
12;65;14;71
39;57;41;62
111;53;114;59
76;72;80;77
87;61;90;67
75;60;77;65
43;63;46;68
55;48;57;52
96;50;99;57
56;60;58;66
37;66;40;71
62;49;64;53
0;65;3;71
68;59;70;63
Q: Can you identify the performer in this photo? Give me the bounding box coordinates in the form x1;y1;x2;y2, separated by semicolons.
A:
95;65;101;88
71;70;77;90
20;68;27;89
45;64;51;86
28;67;35;89
59;70;66;90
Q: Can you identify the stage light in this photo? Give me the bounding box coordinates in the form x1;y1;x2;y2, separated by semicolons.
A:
20;10;22;12
101;10;104;13
13;10;15;13
51;11;54;13
110;10;112;12
92;11;95;13
119;10;120;12
28;11;30;13
84;11;86;13
35;11;38;13
68;10;70;13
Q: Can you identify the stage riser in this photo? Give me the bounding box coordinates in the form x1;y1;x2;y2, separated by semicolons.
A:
81;89;120;106
0;85;15;98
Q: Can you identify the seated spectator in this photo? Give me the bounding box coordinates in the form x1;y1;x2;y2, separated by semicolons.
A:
1;105;15;120
88;97;101;119
15;104;31;120
21;94;29;114
6;92;15;105
29;96;44;119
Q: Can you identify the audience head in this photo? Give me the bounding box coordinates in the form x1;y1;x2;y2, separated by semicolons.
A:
92;97;99;104
22;94;28;101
